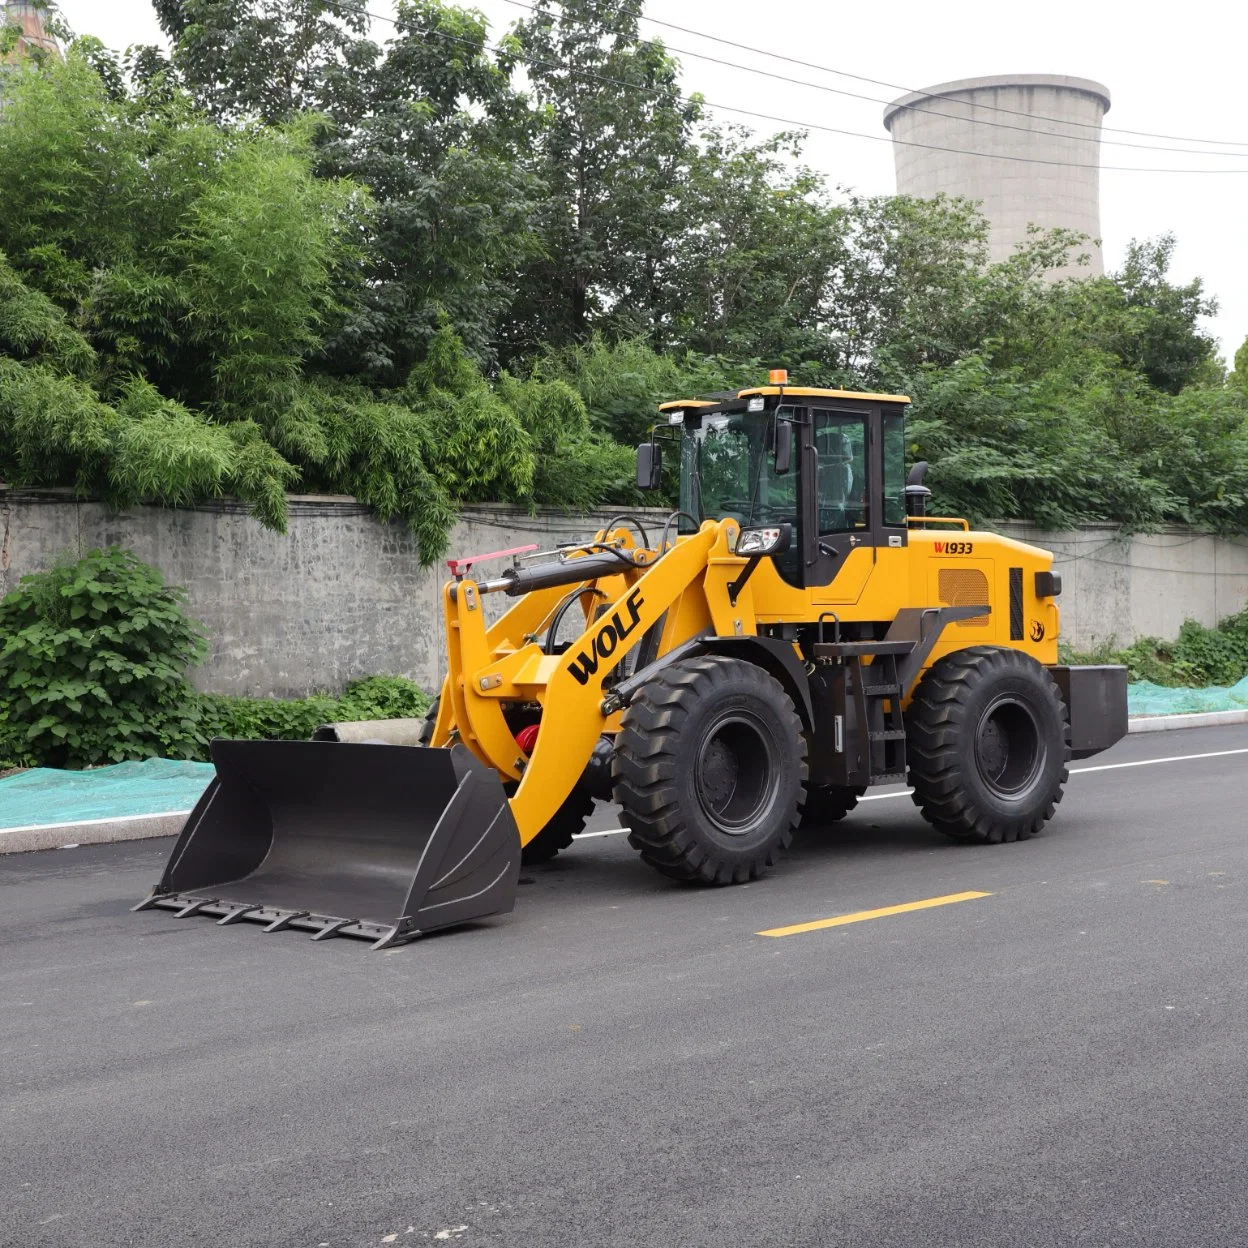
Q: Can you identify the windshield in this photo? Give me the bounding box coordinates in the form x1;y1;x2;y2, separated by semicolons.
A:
679;408;797;529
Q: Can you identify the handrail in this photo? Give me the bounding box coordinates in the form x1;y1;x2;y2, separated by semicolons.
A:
906;516;971;531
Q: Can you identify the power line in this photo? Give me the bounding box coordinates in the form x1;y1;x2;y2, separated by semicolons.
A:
501;0;1248;160
640;33;1248;161
547;0;1248;150
319;0;1248;173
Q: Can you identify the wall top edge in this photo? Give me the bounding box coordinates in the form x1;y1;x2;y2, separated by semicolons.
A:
884;74;1112;128
3;488;1241;545
0;485;672;521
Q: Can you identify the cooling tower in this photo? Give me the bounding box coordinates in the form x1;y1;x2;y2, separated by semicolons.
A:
883;75;1111;277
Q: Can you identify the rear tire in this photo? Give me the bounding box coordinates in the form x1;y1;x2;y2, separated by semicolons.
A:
800;783;865;828
612;655;806;884
907;646;1070;844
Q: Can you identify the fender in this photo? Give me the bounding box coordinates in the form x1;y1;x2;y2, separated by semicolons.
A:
608;633;815;730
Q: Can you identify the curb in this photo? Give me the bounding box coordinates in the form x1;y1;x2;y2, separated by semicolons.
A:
3;711;1247;855
1127;709;1248;733
0;810;190;855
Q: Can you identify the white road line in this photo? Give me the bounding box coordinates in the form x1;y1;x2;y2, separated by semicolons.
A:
0;809;193;836
856;746;1248;805
574;747;1248;828
1069;746;1248;774
840;746;1248;806
575;828;630;839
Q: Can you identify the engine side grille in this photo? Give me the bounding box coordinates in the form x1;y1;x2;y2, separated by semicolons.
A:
938;569;990;628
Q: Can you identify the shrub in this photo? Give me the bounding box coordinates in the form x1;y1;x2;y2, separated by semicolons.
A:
194;675;431;750
0;547;206;767
194;692;340;745
333;675;432;721
1060;608;1248;688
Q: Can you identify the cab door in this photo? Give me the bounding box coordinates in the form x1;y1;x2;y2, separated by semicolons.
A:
808;407;876;604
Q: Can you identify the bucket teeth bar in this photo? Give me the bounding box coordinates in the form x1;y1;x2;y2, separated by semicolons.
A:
134;741;521;949
216;904;263;926
262;910;308;933
136;893;422;948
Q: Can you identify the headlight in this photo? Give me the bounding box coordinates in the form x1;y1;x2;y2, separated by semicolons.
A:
735;525;790;556
667;409;685;425
747;396;765;412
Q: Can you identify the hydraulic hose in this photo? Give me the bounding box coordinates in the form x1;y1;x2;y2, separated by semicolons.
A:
658;510;700;555
543;586;608;655
599;514;651;549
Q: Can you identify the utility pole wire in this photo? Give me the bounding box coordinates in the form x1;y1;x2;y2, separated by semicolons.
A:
319;0;1248;173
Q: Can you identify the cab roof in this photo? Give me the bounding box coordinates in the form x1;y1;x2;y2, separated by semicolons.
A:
739;386;911;404
659;386;911;412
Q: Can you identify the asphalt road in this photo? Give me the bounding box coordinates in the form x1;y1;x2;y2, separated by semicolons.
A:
4;725;1248;1248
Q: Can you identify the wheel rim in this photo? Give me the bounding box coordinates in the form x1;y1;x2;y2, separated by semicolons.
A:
973;696;1046;800
694;710;780;835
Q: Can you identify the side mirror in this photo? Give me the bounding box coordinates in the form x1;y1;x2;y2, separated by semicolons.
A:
636;441;662;490
774;420;793;475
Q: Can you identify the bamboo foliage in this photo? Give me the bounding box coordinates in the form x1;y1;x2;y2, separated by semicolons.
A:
0;50;634;559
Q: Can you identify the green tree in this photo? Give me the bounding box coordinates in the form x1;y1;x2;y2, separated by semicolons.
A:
316;0;538;379
668;126;846;365
0;51;445;551
529;334;754;446
1228;337;1248;392
0;49;143;304
505;0;700;355
151;0;369;123
1106;235;1218;393
824;194;990;383
1000;235;1219;394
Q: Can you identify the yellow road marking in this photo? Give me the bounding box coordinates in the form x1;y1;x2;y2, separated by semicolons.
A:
758;891;992;938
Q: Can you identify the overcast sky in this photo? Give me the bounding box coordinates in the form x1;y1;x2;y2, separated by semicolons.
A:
56;0;1248;362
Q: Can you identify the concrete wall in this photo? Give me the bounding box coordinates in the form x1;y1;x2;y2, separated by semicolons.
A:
3;490;1246;696
997;521;1248;650
884;74;1111;278
0;489;670;697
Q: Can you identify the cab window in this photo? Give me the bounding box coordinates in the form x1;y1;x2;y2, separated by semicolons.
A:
813;410;868;535
882;411;906;528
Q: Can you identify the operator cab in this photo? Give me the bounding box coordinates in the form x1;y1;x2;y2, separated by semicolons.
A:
639;374;912;592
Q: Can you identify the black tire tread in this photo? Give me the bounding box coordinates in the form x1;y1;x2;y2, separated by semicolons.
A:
906;646;1070;844
421;695;590;864
800;782;865;828
520;785;595;864
612;655;807;885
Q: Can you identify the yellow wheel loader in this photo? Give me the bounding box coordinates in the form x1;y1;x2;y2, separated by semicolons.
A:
136;375;1127;947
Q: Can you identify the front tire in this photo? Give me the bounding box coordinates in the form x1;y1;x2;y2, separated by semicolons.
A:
907;646;1070;844
520;786;595;864
612;655;807;884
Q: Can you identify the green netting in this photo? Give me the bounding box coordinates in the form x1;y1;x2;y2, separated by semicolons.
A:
0;758;215;830
1128;677;1248;717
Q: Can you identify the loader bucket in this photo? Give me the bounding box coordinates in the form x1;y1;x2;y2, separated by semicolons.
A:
134;740;520;948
